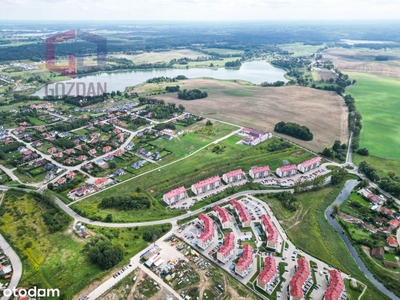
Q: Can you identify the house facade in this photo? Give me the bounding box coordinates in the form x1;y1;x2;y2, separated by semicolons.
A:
249;165;270;179
222;169;245;184
197;214;215;250
297;157;321;173
214;205;232;229
191;176;221;195
217;233;235;263
235;244;253;277
257;256;278;294
230;199;251;227
276;164;297;178
163;186;188;206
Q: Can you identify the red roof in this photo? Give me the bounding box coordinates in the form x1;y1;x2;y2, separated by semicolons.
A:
260;214;278;244
164;186;186;200
389;219;400;229
230;199;250;223
257;256;277;285
218;233;235;257
380;207;394;216
198;214;214;243
114;149;124;156
214;206;231;224
224;169;244;178
278;164;297;172
387;236;399;247
300;157;321;168
368;194;380;203
325;270;344;300
56;177;66;185
251;165;270;174
290;257;310;299
192;176;220;190
103;146;112;152
236;244;253;270
95;178;108;185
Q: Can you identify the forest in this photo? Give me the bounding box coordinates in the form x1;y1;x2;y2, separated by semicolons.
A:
274;121;313;141
178;89;208;100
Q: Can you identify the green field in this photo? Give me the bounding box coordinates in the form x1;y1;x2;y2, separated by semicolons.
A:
280;43;325;57
346;72;400;160
353;153;400;177
173;57;238;69
0;190;171;300
203;48;244;55
72;137;314;222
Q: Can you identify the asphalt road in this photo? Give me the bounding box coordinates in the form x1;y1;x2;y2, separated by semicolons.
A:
0;234;22;300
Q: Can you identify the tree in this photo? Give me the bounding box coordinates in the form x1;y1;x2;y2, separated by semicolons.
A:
104;214;113;222
178;104;185;111
333;203;340;215
85;236;124;270
332;140;341;152
322;148;333;158
108;161;117;169
206;120;213;126
356;148;369;156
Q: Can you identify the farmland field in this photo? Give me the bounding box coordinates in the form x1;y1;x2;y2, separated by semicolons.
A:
280;43;325;57
151;78;348;152
72;137;314;222
203;48;244;55
353;154;400;177
346;72;400;160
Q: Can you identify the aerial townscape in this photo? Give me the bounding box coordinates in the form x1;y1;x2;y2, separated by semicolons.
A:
0;2;400;300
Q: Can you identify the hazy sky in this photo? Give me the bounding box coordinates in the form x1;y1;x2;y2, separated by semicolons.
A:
2;0;399;21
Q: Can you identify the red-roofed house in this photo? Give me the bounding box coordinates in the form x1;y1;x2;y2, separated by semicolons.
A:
387;236;399;248
47;147;57;154
235;244;253;277
389;219;400;230
249;165;270;179
77;155;88;161
380;207;394;216
191;176;221;195
260;214;279;250
368;193;381;204
103;146;112;153
289;257;311;300
276;164;297;178
297;157;322;173
113;127;121;134
217;232;235;263
230;199;251;227
54;177;66;186
324;269;346;300
89;148;97;155
117;133;124;142
64;157;73;165
53;152;63;158
114;149;124;157
65;148;75;154
222;169;245;184
163;186;187;206
257;256;278;293
91;132;100;138
197;214;215;250
66;171;76;179
214;206;232;229
95;177;108;188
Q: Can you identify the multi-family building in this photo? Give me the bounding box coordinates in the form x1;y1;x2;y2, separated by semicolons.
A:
257;256;278;293
324;269;346;300
191;176;221;195
249;165;270;179
214;205;232;229
217;233;235;263
260;214;279;250
297;157;322;173
163;186;187;206
289;257;311;300
222;169;245;184
197;214;215;250
235;244;253;277
230;199;251;227
276;164;297;178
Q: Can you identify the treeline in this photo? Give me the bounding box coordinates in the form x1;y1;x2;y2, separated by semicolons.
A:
142;103;184;119
165;85;180;92
85;236;124;270
153;123;176;131
225;59;242;68
345;95;363;152
170;56;215;64
52;138;75;149
260;81;285;87
380;173;400;197
267;191;298;211
99;193;152;210
43;94;108;107
359;161;380;182
142;225;171;242
178;89;208;100
146;76;177;84
274;121;313;141
1;94;41;106
322;140;347;161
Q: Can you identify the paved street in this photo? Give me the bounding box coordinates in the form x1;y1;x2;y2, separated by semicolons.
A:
0;234;22;300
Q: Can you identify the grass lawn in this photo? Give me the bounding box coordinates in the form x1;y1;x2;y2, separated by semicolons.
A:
344;279;363;300
28;117;47;125
0;190;171;300
72;128;89;135
72;137;314;222
346;72;400;160
353;153;400;178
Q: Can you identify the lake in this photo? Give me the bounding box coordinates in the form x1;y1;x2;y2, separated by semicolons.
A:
34;60;287;97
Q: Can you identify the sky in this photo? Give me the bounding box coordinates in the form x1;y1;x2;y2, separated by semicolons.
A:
1;0;400;21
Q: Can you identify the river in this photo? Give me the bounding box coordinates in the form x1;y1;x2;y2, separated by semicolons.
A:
34;60;287;97
326;180;399;300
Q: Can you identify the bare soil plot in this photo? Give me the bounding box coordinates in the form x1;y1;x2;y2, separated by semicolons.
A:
150;78;348;151
317;70;338;81
322;49;400;78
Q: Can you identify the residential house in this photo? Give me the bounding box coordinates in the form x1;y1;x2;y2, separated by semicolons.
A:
389;219;400;231
235;244;253;277
66;171;76;180
191;176;221;195
47;147;57;154
217;233;235;263
65;148;75;155
95;177;108;188
384;261;398;268
164;134;173;141
214;206;232;229
54;177;66;186
297;157;322;173
32;140;42;147
114;149;124;157
64;157;73;165
113;128;121;134
257;257;278;294
53;152;63;158
103;146;112;153
163;186;187;206
260;214;279;250
387;236;399;248
152;152;161;160
75;186;87;197
380;207;394;217
276;164;297;178
289;257;311;300
230;199;251;227
222;169;245;184
371;247;384;260
117;133;124;142
88;149;97;155
113;169;125;176
125;142;135;151
325;269;346;300
76;155;88;161
91;132;100;139
132;160;145;169
197;213;215;250
249;165;270;179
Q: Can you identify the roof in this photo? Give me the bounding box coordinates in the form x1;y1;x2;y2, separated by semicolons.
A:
387;236;399;246
224;169;244;178
324;269;344;300
236;244;253;270
278;164;297;172
230;199;250;223
380;207;394;215
198;214;214;243
289;257;310;299
250;165;270;174
95;178;108;185
368;194;380;203
214;206;231;223
192;176;220;190
384;261;399;268
299;157;321;168
257;256;277;285
389;219;400;228
260;214;278;244
371;247;384;257
164;186;186;200
218;233;235;257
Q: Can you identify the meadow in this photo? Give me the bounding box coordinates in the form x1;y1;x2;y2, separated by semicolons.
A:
203;48;244;55
346;72;400;160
